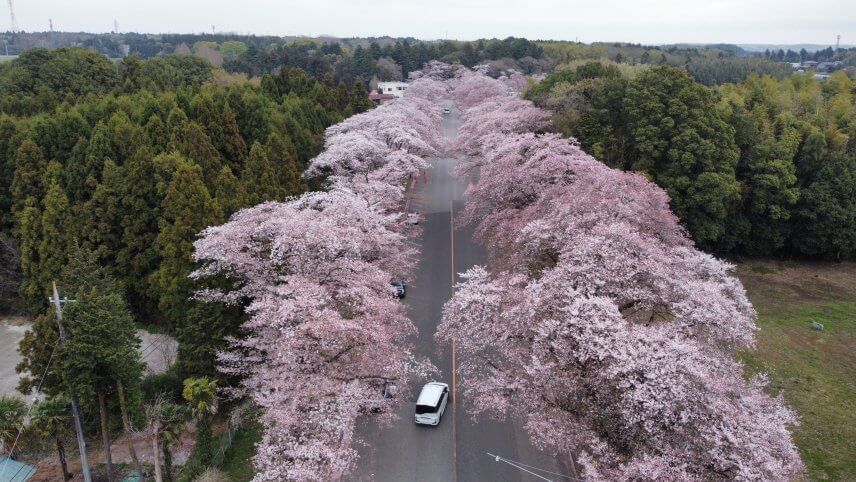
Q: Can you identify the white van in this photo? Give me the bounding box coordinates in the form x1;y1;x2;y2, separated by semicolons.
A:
415;382;449;425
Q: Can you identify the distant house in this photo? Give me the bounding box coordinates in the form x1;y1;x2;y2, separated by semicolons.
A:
368;90;396;105
816;61;844;72
802;60;819;69
378;81;408;98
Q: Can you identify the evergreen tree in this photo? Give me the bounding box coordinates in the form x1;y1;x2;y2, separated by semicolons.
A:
221;107;247;171
150;161;221;326
213;165;248;216
0;117;21;231
82;159;125;269
145;114;168;154
107;111;146;165
348;80;374;115
266;132;305;194
15;201;42;309
624;66;741;250
10;139;47;217
170;122;223;189
792;154;856;260
16;310;62;396
242;141;283;204
61;137;91;205
190;93;224;149
84;122;114;186
59;246;144;481
38;168;72;296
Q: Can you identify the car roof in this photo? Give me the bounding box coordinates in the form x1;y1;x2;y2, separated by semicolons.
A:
416;382;447;406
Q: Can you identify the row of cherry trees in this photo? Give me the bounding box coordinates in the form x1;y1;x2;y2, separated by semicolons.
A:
191;77;447;480
437;70;804;480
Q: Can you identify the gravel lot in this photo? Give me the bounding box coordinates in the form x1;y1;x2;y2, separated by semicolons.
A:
1;317;177;398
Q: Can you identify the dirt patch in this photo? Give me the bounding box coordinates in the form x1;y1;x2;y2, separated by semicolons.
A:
736;260;856;315
137;330;178;376
0;316;31;398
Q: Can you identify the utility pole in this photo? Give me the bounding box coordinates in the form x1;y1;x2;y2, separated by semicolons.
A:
49;281;93;482
49;18;53;32
836;34;841;55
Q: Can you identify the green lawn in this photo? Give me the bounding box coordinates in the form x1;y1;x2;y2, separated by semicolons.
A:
737;261;856;481
219;422;261;481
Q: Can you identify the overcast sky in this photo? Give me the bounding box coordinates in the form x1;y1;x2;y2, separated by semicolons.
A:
11;0;855;45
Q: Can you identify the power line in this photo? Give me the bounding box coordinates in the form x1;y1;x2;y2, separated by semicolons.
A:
486;452;582;482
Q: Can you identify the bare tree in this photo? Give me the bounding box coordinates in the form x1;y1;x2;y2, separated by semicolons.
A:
141;395;187;482
376;57;403;81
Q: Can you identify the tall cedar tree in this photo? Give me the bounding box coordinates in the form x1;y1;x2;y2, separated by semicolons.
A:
213;165;249;216
266;133;305;194
10;139;46;217
150;160;221;327
38;168;72;298
15;202;43;309
242;142;283;204
221;107;247;171
58;246;144;481
83;159;125;270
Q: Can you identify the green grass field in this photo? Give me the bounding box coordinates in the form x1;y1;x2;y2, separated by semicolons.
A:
219;422;262;481
737;261;856;481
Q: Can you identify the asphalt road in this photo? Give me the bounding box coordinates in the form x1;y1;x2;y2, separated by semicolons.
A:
351;103;569;482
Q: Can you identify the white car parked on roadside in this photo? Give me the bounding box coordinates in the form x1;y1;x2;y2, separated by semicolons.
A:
415;382;449;425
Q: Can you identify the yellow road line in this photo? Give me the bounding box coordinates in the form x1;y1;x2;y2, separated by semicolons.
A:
451;196;458;481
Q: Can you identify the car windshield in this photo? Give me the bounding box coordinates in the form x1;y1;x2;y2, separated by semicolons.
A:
415;403;437;415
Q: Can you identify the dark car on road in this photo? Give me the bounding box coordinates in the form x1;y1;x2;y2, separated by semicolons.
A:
391;280;406;298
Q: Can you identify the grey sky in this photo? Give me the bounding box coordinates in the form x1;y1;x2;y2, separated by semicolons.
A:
11;0;855;45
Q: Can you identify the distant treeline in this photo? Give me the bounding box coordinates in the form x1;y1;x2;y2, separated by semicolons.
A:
527;62;856;260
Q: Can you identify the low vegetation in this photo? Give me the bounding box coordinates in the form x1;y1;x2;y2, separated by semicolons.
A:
737;261;856;481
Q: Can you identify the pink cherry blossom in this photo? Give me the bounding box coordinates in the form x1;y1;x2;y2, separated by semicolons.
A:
194;74;445;480
437;69;803;481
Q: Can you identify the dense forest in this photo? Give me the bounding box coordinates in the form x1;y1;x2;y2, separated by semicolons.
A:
0;45;377;481
0;47;373;368
526;62;856;260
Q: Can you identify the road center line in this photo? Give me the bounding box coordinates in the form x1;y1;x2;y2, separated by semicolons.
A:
451;194;458;481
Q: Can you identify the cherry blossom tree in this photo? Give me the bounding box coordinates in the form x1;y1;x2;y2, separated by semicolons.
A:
303;78;444;212
193;73;445;480
437;71;803;480
408;60;462;81
451;74;551;159
194;189;433;480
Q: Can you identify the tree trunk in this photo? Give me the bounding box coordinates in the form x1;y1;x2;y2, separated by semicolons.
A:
116;380;144;481
98;391;114;482
150;429;162;482
161;439;173;482
55;437;72;481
